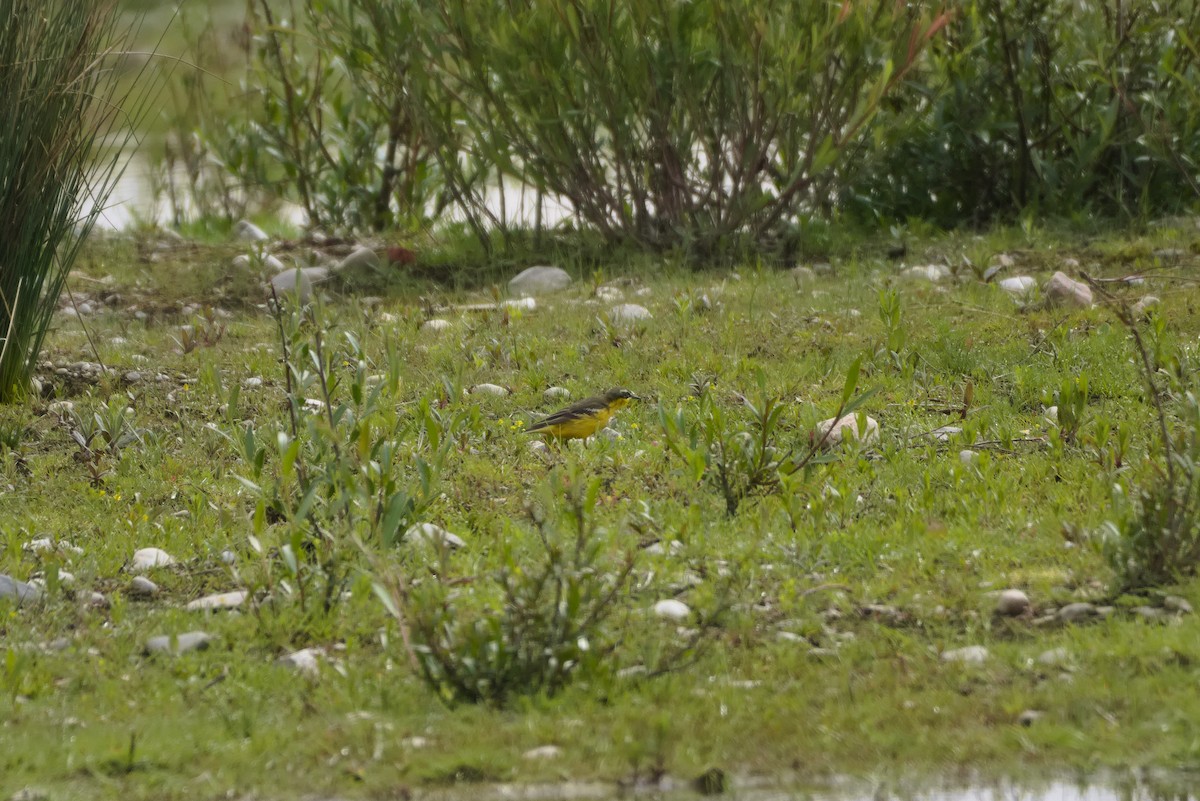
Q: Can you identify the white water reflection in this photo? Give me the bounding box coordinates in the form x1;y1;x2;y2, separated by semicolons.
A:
90;153;575;232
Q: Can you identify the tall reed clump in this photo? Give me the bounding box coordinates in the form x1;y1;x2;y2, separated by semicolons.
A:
0;0;141;402
426;0;949;258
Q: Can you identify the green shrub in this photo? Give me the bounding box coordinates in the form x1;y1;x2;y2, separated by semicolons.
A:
850;0;1200;224
0;0;144;401
430;0;946;257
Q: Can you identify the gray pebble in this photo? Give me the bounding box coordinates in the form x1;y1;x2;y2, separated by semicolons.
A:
129;576;160;598
995;589;1031;617
1056;602;1097;623
0;574;43;605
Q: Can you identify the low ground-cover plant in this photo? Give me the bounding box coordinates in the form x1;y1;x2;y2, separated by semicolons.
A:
660;362;874;516
218;300;451;612
1086;276;1200;589
375;468;638;706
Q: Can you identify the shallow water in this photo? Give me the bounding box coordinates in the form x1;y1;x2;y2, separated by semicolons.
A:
90;153;574;231
410;774;1197;801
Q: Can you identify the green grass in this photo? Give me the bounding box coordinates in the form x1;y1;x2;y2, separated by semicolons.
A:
3;220;1200;799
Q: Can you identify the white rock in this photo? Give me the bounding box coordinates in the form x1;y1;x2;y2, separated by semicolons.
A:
132;548;176;571
653;599;691;621
995;589;1031;617
420;319;451;334
269;268;314;303
338;246;380;271
999;276;1037;298
471;383;509;396
523;745;563;760
405;523;466;550
528;440;548;454
242;377;263;388
959;449;979;466
234;220;269;242
509;266;572;296
903;264;950;282
930;425;961;442
278;647;321;675
814;414;880;450
791;266;816;282
543;387;571;401
185;590;248;611
1037;647;1071;667
1043;271;1092;307
941;645;989;664
595;286;624;302
609;303;652;324
1132;295;1160;317
1044;406;1058;424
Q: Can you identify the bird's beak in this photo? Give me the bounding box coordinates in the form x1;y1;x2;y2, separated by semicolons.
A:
629;393;642;401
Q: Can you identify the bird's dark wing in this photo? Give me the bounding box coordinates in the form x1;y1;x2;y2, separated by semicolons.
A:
526;395;607;431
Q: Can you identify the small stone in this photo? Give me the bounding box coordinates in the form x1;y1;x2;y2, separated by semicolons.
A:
338;246;380;271
1018;710;1043;727
470;383;509;396
791;266;815;282
1131;605;1167;622
528;440;548;454
509;266;572;296
277;647;321;675
999;276;1037;298
420;319;451;334
405;523;466;550
930;425;962;442
502;297;537;311
959;449;979;466
814;414;880;450
653;599;690;621
543;387;571;401
995;589;1031;617
242;377;263;389
1164;596;1193;615
0;574;43;604
129;576;159;598
1057;602;1097;623
132;548;176;571
1044;406;1058;424
1062;257;1081;269
1043;271;1093;307
522;745;563;760
595;285;624;302
185;590;248;611
220;550;237;565
269;268;313;303
1037;647;1071;667
234;220;268;242
903;264;950;282
996;254;1015;268
87;592;109;610
122;370;143;384
941;645;989;664
145;631;212;655
609;303;652;324
1132;295;1160;317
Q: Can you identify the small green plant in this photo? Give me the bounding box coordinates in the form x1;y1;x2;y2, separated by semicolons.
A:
374;468;637;706
1049;374;1089;446
1085;275;1200;589
878;288;907;358
661;361;873;516
222;299;450;614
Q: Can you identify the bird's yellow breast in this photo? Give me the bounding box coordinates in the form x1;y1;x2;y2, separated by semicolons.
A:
540;407;612;439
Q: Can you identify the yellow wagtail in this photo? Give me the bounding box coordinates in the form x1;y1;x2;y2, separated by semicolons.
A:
525;388;640;441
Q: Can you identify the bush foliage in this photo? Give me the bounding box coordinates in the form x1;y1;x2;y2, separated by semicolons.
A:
182;0;1198;247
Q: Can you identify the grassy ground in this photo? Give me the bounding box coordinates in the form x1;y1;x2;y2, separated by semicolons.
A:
3;220;1200;800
